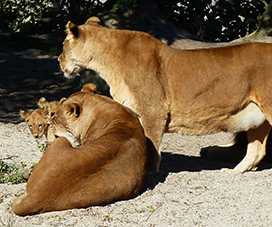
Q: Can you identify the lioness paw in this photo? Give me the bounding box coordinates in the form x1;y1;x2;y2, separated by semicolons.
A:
220;168;235;173
220;167;257;173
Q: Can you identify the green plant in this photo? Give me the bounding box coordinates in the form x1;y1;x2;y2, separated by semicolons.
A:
0;161;29;184
37;142;50;153
113;0;140;8
30;163;38;172
0;0;56;33
0;0;107;35
0;160;9;173
154;0;267;41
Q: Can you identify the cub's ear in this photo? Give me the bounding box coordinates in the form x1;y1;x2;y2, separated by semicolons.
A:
66;103;80;118
20;110;32;120
38;97;48;109
66;21;81;38
59;97;67;105
85;16;101;25
81;83;97;94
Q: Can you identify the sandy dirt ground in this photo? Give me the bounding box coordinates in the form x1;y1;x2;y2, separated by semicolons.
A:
1;122;272;227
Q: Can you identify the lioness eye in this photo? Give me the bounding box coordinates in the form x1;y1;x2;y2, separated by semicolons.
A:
38;124;42;128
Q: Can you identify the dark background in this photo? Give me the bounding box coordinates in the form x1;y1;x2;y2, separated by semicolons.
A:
0;0;271;123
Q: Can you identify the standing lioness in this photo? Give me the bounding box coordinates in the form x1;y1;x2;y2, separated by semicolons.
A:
59;16;272;173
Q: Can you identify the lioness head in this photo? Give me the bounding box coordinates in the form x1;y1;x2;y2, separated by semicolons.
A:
49;98;81;147
20;109;49;139
58;17;101;78
49;83;97;147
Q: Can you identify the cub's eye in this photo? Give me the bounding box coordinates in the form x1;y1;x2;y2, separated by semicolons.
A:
38;124;42;128
50;112;55;118
29;125;33;129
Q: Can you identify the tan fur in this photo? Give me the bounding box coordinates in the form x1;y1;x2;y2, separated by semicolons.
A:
12;83;147;216
38;97;66;118
20;108;54;142
20;97;62;143
58;17;272;173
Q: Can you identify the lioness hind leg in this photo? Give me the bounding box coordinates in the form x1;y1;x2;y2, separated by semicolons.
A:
201;132;247;163
222;120;271;173
11;193;29;216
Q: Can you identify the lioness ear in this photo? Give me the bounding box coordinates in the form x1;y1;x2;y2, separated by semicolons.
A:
81;83;97;94
85;16;101;25
66;21;81;38
67;103;80;118
20;110;31;120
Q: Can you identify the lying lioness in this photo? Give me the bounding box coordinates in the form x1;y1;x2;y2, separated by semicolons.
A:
59;16;272;173
12;83;147;216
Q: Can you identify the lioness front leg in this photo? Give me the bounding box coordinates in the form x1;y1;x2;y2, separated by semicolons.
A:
140;113;169;174
222;120;271;173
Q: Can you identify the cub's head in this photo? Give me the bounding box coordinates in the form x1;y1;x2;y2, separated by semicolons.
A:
50;83;97;147
38;97;65;118
20;109;49;139
58;17;101;79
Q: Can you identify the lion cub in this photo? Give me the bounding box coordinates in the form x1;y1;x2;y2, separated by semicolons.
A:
20;98;61;143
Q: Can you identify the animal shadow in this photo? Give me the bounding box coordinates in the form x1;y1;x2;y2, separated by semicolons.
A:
144;150;272;190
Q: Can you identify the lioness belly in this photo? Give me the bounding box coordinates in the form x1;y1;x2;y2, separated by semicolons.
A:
169;102;266;135
223;102;266;132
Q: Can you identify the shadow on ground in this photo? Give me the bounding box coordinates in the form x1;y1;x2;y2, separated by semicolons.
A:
145;152;272;190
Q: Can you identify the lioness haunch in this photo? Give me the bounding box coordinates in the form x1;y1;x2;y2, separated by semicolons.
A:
12;83;147;216
59;16;272;173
